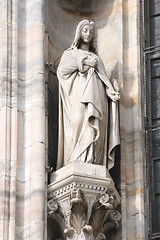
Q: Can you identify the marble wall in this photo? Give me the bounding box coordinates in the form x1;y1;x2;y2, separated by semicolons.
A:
0;0;145;239
0;1;18;238
0;0;47;239
120;1;145;239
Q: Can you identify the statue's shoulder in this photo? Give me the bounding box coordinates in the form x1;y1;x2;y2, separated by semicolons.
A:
58;49;77;68
61;48;75;58
64;48;75;54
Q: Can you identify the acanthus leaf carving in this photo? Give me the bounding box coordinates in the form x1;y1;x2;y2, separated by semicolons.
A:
70;189;88;235
48;187;121;240
47;199;59;218
95;233;106;240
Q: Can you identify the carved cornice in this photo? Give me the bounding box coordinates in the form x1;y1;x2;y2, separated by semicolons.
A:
49;181;107;199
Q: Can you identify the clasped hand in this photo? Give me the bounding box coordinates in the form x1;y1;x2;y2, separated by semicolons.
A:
83;56;97;68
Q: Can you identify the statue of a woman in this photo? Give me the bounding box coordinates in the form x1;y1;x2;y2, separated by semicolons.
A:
57;19;120;170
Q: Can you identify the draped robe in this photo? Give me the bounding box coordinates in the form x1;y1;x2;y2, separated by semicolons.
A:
56;48;120;170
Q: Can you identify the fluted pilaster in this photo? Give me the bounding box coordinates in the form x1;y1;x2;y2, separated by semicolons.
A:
0;0;47;239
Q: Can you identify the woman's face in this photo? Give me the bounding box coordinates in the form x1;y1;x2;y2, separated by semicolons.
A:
80;24;94;44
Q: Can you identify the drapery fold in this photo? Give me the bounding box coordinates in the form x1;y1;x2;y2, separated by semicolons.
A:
57;48;120;169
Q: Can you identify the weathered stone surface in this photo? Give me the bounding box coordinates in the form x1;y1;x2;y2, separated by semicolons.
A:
0;0;145;239
0;0;46;239
48;163;121;239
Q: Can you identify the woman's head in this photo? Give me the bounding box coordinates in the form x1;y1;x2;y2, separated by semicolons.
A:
71;19;97;53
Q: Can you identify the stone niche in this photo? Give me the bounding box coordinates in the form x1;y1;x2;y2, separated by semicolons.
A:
46;0;121;171
46;0;121;239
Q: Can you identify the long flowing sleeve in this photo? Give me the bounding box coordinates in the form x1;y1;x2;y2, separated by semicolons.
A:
96;58;120;169
57;49;88;79
96;58;115;92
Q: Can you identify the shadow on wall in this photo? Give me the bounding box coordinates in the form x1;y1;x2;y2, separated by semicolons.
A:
110;61;137;108
56;0;115;28
48;0;116;63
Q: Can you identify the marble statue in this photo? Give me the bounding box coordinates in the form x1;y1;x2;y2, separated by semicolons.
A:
57;19;120;170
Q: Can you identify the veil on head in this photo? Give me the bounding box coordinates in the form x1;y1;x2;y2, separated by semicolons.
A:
70;19;97;54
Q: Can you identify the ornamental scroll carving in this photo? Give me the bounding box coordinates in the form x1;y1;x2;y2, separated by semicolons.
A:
48;188;121;240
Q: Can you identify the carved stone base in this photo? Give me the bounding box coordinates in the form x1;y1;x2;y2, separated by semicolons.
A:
47;163;121;240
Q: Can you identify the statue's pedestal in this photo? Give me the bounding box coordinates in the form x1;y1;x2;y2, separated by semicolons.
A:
47;163;121;240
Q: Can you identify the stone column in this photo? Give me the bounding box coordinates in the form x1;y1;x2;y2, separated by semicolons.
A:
0;0;47;239
0;0;19;239
120;1;145;239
